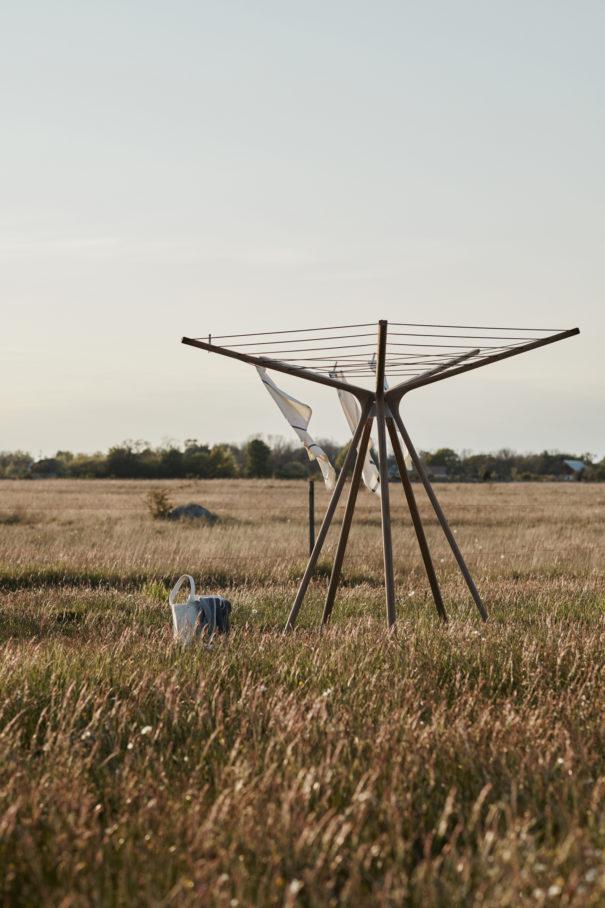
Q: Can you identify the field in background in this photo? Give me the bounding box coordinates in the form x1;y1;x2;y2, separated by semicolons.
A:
0;479;604;905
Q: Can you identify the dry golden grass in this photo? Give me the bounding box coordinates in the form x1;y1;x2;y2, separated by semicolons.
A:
0;478;604;906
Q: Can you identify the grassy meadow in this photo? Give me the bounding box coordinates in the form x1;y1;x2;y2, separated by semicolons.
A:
0;478;604;906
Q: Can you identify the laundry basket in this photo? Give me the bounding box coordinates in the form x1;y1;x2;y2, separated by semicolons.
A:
169;574;199;643
169;575;232;642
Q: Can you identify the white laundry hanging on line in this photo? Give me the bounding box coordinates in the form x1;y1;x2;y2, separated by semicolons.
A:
367;354;412;470
256;366;336;490
329;369;381;497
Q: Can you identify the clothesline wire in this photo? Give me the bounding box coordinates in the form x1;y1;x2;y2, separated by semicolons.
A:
252;349;489;362
222;332;543;348
391;332;542;340
390;322;563;331
189;323;570;383
327;371;461;377
248;342;518;355
323;364;464;372
295;357;485;371
287;349;491;360
318;365;475;375
279;362;485;372
257;350;499;364
226;332;375;346
210;322;374;340
206;321;564;341
325;359;481;370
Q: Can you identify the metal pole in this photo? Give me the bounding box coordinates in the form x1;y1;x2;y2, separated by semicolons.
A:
284;398;374;631
386;419;447;622
308;479;315;556
391;406;488;621
376;320;397;629
322;419;373;626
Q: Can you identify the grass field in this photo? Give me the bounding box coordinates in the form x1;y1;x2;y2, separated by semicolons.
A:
0;478;604;906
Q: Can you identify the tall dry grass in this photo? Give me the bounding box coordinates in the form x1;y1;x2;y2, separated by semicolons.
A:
0;479;604;905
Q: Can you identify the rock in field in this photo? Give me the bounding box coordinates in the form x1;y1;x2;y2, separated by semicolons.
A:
167;503;218;524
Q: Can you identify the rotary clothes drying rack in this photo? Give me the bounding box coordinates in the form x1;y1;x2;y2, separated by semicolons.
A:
182;320;579;630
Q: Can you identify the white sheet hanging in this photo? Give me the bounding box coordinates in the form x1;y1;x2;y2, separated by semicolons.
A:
256;367;336;490
367;354;412;470
329;370;381;496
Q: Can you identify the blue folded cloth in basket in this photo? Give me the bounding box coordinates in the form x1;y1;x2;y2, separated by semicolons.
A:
195;596;231;637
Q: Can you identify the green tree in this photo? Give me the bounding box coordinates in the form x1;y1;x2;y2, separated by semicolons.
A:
31;457;63;478
159;446;184;478
335;442;351;473
106;444;141;478
244;438;272;478
209;444;238;478
0;451;33;478
69;454;108;478
586;458;605;482
274;461;307;479
183;441;211;478
425;447;460;471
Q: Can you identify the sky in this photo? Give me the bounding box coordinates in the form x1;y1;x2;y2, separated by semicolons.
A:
2;1;604;458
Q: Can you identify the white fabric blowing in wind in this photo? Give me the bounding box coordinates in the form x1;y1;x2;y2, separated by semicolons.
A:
256;366;336;490
367;355;412;470
330;370;381;496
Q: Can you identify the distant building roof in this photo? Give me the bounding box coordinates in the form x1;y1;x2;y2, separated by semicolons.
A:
563;459;586;473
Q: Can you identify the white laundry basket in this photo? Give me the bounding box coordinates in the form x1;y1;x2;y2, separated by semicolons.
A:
169;574;200;643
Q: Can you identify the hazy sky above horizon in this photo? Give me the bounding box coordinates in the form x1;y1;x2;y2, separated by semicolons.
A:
2;1;604;458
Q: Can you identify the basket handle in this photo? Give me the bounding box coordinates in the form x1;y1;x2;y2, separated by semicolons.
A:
169;574;196;607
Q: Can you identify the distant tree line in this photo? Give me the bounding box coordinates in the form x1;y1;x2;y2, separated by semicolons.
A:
0;438;338;481
0;440;603;481
420;447;605;481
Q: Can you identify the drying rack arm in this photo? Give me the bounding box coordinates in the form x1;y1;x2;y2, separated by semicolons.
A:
386;327;579;407
182;337;372;401
386;348;480;399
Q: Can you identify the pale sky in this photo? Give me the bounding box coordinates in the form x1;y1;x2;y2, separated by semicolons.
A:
2;1;604;458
